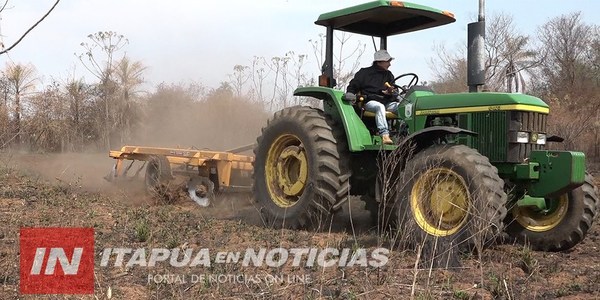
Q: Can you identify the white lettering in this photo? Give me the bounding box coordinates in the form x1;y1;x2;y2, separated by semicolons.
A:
338;248;351;267
289;248;309;267
369;248;390;267
189;249;210;267
95;247;389;269
148;248;170;267
317;248;338;268
306;248;318;267
126;248;147;267
215;252;227;264
170;248;193;267
100;248;112;267
225;252;240;263
346;249;368;267
112;248;132;267
242;248;266;267
31;248;83;275
265;248;288;267
30;248;46;275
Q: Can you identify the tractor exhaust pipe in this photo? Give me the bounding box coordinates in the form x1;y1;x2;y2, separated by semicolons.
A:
467;0;486;92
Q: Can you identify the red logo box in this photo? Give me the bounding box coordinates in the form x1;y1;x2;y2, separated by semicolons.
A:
20;228;94;294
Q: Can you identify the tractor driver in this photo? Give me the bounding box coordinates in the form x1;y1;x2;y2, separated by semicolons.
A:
347;49;399;145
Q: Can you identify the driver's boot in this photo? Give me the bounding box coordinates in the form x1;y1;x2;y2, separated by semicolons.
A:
382;134;393;145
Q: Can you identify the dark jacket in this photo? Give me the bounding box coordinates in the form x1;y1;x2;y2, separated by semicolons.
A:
347;64;395;104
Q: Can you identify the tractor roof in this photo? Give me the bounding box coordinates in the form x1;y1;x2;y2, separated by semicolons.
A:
315;1;455;37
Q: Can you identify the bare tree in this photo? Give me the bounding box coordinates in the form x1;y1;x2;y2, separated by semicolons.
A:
429;43;468;93
535;12;600;160
77;31;128;150
0;76;9;146
309;32;366;90
228;64;250;98
26;80;69;151
234;37;364;111
0;0;61;55
485;14;539;92
3;62;37;146
250;56;269;103
265;55;288;110
537;12;598;97
114;56;146;144
430;14;538;93
64;78;93;150
333;32;366;89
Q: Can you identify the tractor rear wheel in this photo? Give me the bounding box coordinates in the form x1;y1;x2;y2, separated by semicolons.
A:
253;106;351;229
505;172;599;251
395;144;507;267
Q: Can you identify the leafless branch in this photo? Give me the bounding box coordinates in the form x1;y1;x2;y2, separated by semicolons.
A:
0;1;9;14
0;0;60;55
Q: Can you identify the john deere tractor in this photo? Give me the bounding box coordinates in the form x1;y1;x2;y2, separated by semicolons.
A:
253;1;599;256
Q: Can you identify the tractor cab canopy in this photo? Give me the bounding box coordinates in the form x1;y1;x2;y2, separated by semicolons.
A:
315;1;455;37
313;1;455;88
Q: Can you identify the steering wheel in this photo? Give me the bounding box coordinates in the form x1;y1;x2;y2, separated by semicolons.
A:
391;73;419;94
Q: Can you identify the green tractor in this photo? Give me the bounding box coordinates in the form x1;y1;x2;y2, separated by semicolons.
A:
253;1;599;257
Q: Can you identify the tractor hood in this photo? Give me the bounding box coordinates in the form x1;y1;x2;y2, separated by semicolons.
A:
315;1;455;37
413;92;550;116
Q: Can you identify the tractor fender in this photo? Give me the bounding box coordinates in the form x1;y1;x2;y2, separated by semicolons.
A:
398;126;478;152
294;86;372;152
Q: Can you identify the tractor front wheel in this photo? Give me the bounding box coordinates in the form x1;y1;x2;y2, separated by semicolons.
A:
253;106;351;229
395;144;507;267
505;172;599;251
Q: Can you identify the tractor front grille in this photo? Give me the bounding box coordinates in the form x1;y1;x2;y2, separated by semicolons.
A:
469;111;508;162
463;111;547;163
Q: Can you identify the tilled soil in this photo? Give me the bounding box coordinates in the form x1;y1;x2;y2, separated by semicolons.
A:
0;153;599;299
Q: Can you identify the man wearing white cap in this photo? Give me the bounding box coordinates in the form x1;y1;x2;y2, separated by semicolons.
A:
347;49;398;145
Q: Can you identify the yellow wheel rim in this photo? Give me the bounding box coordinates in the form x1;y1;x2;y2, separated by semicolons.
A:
265;134;308;208
411;168;470;237
512;194;568;232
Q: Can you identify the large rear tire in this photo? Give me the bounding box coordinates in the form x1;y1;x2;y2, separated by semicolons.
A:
395;144;507;267
253;106;351;229
505;172;599;251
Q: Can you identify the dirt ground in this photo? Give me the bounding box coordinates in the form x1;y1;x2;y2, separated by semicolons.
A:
0;152;599;299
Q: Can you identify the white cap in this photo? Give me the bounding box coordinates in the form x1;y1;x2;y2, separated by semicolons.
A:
373;49;394;62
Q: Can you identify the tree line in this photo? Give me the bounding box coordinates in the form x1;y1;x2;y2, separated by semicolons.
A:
430;12;599;163
0;11;598;165
0;29;366;153
0;31;278;153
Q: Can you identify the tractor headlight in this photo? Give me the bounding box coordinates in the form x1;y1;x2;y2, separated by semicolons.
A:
516;131;529;143
534;133;546;145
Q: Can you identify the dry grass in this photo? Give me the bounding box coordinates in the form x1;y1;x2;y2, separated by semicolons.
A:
0;155;599;299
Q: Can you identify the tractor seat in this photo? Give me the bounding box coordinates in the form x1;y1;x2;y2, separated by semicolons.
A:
363;111;398;118
342;92;400;119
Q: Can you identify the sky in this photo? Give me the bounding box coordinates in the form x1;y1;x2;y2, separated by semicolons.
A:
0;0;598;90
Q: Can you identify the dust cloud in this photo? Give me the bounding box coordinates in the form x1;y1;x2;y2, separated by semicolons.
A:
0;88;372;233
129;84;271;153
1;85;273;219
